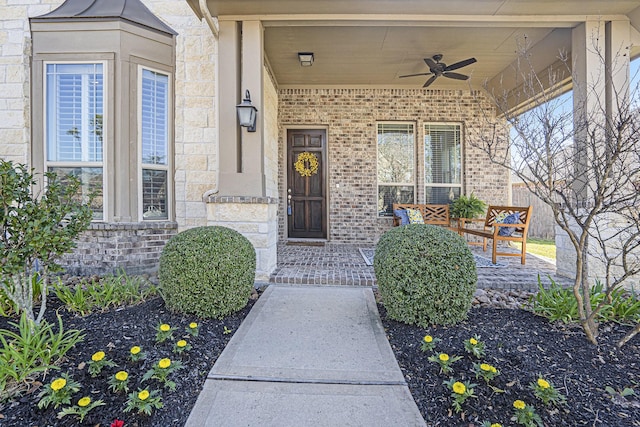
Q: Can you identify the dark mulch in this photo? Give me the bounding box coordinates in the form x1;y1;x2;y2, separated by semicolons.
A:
0;294;257;427
380;305;640;427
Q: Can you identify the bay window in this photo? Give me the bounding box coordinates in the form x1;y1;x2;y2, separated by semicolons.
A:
424;123;462;204
377;123;415;216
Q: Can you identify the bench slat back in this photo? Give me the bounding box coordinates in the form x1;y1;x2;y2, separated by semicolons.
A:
484;205;533;235
392;204;450;226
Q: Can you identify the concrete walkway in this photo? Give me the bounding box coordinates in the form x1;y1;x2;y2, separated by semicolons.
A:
186;285;426;426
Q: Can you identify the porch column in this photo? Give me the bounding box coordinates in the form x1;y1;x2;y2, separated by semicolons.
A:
209;20;276;282
217;20;265;197
556;18;633;284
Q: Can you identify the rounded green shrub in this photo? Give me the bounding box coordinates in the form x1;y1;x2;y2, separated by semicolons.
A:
374;224;477;326
158;226;256;318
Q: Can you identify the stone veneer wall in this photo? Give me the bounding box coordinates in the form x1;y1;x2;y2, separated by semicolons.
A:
277;88;510;243
60;222;178;276
0;1;217;276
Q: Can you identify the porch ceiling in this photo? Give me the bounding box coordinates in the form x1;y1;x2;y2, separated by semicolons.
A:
194;0;640;91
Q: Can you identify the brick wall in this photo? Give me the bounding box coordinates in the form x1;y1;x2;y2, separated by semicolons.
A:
277;88;510;243
61;222;178;276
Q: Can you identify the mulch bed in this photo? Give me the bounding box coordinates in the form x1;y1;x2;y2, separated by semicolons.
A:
380;305;640;427
0;294;257;427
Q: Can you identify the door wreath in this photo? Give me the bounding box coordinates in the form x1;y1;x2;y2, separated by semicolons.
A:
294;152;319;177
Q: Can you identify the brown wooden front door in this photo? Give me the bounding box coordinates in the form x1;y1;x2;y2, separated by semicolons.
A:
287;129;327;239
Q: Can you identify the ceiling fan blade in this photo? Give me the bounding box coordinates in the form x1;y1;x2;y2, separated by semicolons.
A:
424;57;438;70
423;75;438;87
399;72;432;78
443;72;469;80
444;57;477;71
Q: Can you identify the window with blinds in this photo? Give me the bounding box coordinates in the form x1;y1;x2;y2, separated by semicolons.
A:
377;123;415;216
424;123;462;204
140;68;169;220
45;63;104;220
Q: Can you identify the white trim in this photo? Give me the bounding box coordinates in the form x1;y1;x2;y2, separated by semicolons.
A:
43;60;108;221
137;65;173;222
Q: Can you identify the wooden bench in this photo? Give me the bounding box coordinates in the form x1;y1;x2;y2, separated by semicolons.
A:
392;204;451;228
458;205;533;265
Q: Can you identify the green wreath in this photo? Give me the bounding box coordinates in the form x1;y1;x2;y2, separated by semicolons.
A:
294;152;319;177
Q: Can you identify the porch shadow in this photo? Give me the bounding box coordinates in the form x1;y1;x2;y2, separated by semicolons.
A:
270;242;571;291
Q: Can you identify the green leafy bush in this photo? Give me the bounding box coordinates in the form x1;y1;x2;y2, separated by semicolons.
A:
374;224;477;326
531;277;640;324
450;193;487;219
158;226;256;318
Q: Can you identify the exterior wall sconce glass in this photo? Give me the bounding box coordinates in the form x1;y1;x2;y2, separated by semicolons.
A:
298;52;314;67
236;90;258;132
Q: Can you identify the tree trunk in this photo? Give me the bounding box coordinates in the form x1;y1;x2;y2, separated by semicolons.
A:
618;323;640;348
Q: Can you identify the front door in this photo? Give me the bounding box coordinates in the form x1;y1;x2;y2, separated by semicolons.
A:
287;129;327;239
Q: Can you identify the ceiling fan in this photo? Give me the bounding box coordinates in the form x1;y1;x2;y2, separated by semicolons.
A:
399;54;477;87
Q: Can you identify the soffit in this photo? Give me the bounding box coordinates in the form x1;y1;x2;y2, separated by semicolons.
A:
199;0;640;90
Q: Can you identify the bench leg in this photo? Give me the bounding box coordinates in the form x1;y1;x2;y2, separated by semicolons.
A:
482;237;487;252
492;239;497;264
521;239;527;265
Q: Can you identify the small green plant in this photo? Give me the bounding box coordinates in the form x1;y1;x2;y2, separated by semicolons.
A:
223;326;233;335
473;362;500;383
129;345;146;362
124;388;163;415
512;399;543;427
0;314;84;400
481;423;503;427
427;352;462;374
420;334;441;352
142;358;183;391
155;322;174;343
374;224;477;327
37;373;81;409
529;377;566;406
464;335;485;358
173;339;192;354
53;273;157;316
159;226;256;318
605;385;636;400
87;350;117;377
444;378;477;413
108;370;131;393
57;396;105;422
450;193;487;219
186;322;199;337
0;160;93;325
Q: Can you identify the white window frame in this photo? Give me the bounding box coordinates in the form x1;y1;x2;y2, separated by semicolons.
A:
423;122;463;203
137;65;172;221
376;122;416;217
43;61;108;221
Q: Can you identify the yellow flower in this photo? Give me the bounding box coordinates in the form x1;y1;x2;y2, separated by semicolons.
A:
138;390;150;401
513;400;526;410
438;353;449;362
158;358;171;369
469;338;478;345
130;346;141;355
491;424;502;427
423;335;433;343
452;381;466;395
78;397;91;407
537;378;550;389
177;340;187;348
189;322;198;329
91;351;105;362
51;378;66;391
115;371;128;381
160;324;171;332
480;363;493;371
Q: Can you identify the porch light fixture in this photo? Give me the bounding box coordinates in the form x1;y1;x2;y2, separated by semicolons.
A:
236;90;258;132
298;52;314;67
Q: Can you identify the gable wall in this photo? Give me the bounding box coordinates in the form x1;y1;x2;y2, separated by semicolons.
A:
278;88;510;243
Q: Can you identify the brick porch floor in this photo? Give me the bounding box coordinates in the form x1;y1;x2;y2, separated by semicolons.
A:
269;242;572;291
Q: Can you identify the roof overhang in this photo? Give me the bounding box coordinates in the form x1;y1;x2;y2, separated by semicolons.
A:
189;0;640;103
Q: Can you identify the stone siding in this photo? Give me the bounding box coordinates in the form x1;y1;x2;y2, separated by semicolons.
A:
61;222;178;276
277;88;510;243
